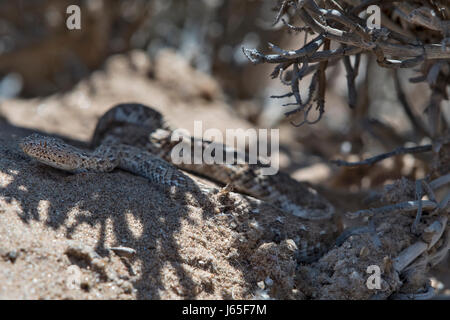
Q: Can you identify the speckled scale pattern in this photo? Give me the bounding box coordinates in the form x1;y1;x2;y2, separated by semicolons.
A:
22;103;334;220
19;103;338;261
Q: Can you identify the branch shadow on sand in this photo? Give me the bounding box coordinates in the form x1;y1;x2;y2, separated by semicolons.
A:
0;119;342;299
0;121;232;299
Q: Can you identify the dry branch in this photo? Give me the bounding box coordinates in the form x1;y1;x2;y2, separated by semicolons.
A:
330;144;433;167
245;0;450;299
245;0;450;126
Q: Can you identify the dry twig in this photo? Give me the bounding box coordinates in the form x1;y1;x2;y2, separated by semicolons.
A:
245;0;450;126
331;144;433;167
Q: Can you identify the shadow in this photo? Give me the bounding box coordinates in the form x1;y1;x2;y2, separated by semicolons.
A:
0;117;339;299
0;120;222;299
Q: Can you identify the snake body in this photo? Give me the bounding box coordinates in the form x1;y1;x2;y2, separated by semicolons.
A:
19;103;338;262
87;103;335;220
20;103;334;220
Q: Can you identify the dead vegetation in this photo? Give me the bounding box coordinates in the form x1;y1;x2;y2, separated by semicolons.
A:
243;0;449;299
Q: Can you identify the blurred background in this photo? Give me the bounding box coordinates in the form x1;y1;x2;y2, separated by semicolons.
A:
0;0;286;99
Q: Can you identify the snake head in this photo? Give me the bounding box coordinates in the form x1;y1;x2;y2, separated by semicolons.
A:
20;133;84;172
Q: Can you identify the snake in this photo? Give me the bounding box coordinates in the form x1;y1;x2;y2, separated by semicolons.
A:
20;103;334;221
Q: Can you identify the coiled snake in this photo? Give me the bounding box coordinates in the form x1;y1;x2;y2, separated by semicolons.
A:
20;103;337;261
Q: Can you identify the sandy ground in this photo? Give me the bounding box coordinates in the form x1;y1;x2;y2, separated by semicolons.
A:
0;124;283;299
0;50;338;299
0;50;448;299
